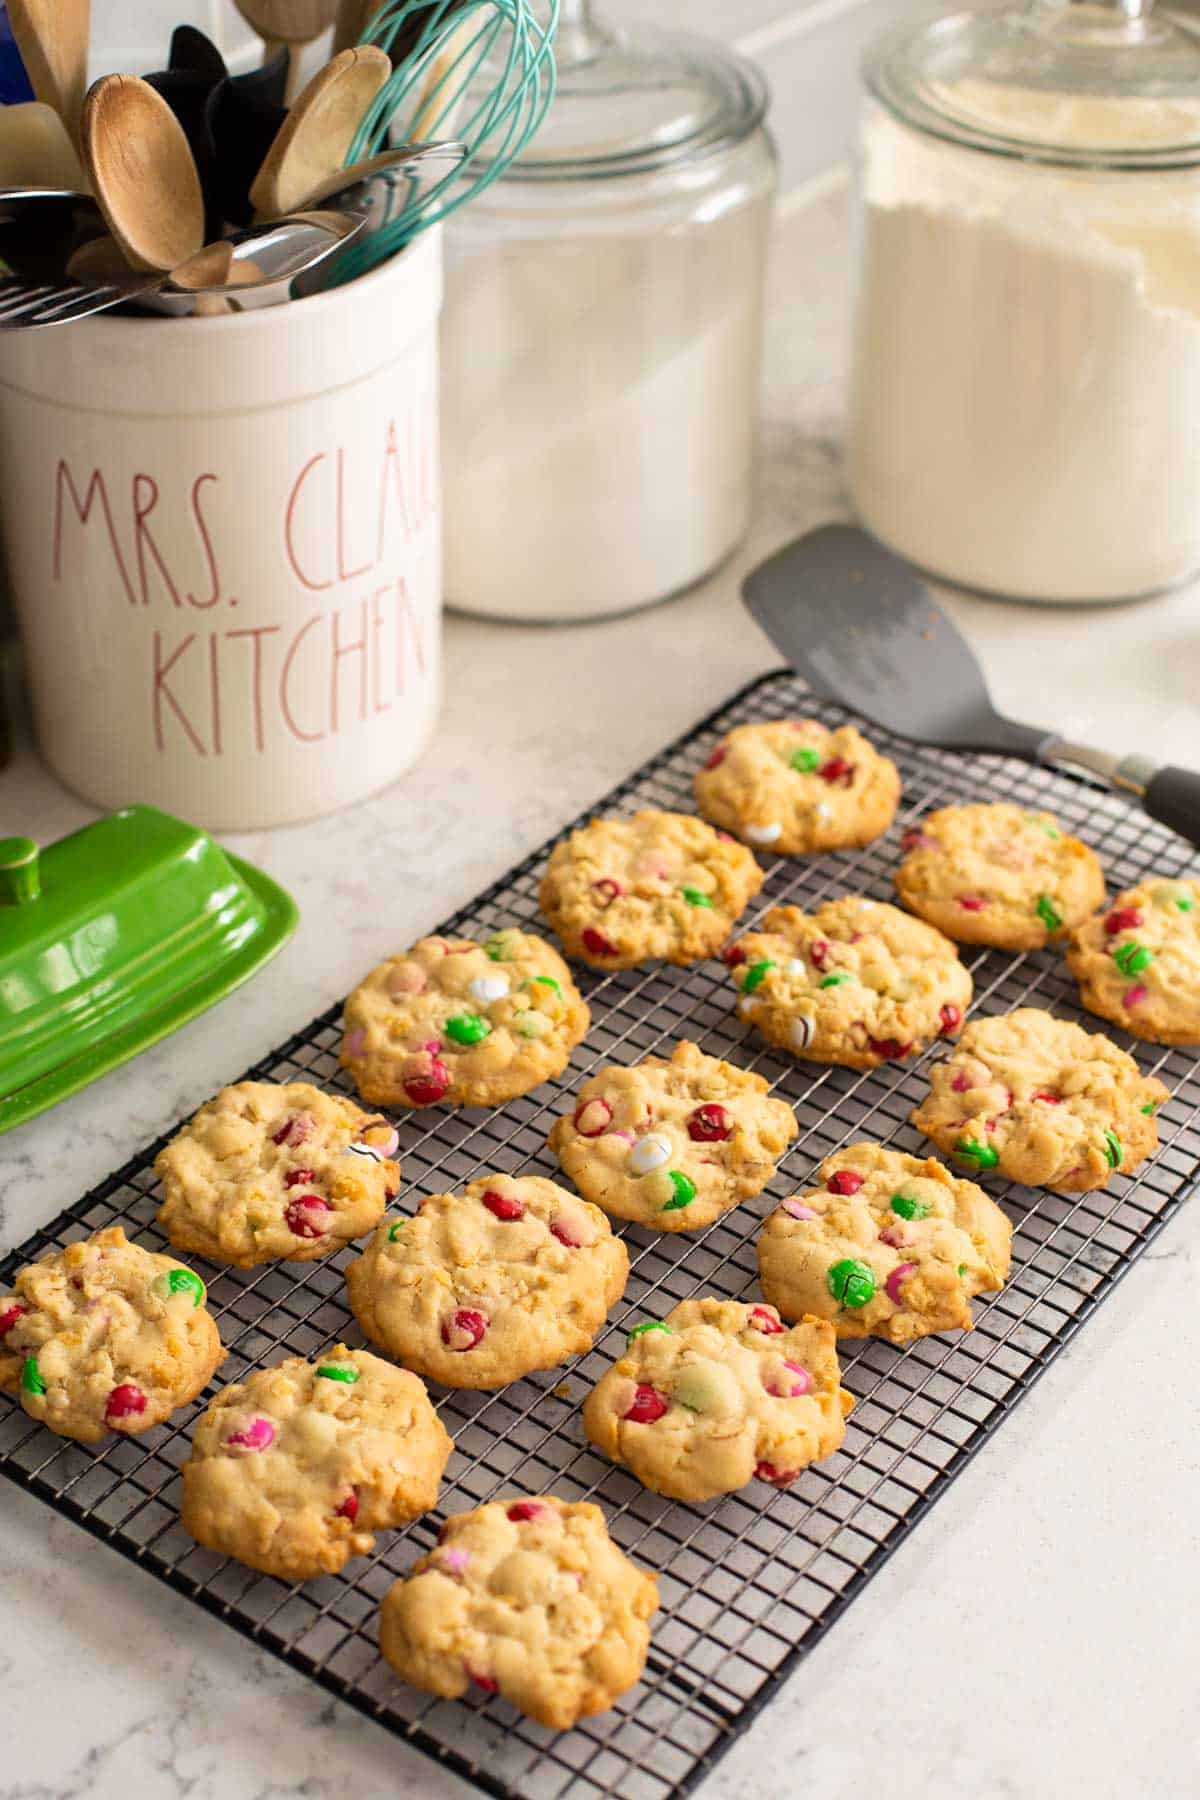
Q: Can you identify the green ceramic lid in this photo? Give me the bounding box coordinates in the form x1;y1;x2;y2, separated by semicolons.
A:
0;805;298;1134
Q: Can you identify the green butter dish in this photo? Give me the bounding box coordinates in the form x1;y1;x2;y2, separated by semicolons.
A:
0;805;298;1135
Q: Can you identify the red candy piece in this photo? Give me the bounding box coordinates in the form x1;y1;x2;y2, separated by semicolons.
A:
1105;906;1144;936
405;1059;451;1106
958;895;987;912
723;943;748;968
951;1071;970;1093
335;1489;359;1523
0;1302;28;1338
593;878;624;905
828;1169;864;1195
550;1218;583;1248
939;1004;962;1035
688;1103;732;1143
271;1113;313;1147
574;1097;613;1137
283;1168;315;1189
582;926;619;958
819;757;855;785
624;1384;669;1424
442;1307;488;1351
749;1305;784;1335
506;1500;546;1522
467;1667;499;1694
869;1038;912;1061
284;1194;331;1239
901;826;934;853
704;744;729;769
755;1461;799;1488
105;1382;146;1425
809;940;830;971
1033;1091;1063;1104
482;1189;525;1222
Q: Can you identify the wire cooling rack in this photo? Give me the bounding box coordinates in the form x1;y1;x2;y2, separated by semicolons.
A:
3;668;1199;1800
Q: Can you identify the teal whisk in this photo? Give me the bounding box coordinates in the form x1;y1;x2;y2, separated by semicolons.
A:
334;0;558;280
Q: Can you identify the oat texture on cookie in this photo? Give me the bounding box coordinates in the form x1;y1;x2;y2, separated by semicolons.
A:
758;1142;1012;1345
155;1080;401;1268
1067;877;1200;1045
694;719;900;854
911;1008;1167;1193
894;802;1105;951
582;1297;853;1501
726;897;972;1069
0;1225;224;1444
378;1496;658;1728
538;809;764;970
346;1175;629;1389
181;1347;452;1580
341;929;588;1109
548;1040;797;1231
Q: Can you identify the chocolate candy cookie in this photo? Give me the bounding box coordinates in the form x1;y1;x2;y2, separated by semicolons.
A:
1067;877;1200;1045
694;719;900;854
758;1142;1012;1345
911;1008;1168;1192
726;897;972;1068
182;1347;451;1580
379;1496;658;1728
894;802;1105;951
538;809;764;970
548;1039;797;1232
582;1297;852;1502
341;928;589;1109
155;1080;400;1268
0;1226;223;1443
346;1175;628;1389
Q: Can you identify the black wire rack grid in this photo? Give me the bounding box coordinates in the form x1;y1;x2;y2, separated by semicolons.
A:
2;669;1198;1800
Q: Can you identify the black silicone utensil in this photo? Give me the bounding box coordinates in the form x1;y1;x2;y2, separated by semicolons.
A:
744;523;1200;849
169;23;227;84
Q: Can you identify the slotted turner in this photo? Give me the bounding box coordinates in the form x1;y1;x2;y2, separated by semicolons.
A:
744;524;1200;848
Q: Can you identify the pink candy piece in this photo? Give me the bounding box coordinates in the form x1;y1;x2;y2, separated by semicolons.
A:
901;827;936;854
574;1097;613;1137
809;940;830;971
105;1383;147;1425
688;1103;732;1143
593;878;625;905
951;1071;970;1093
765;1360;811;1399
782;1199;819;1222
437;1546;470;1575
958;895;987;912
1125;984;1150;1008
272;1112;314;1148
582;926;619;958
482;1189;525;1222
0;1302;28;1338
939;1004;962;1035
442;1308;488;1351
704;744;728;770
886;1263;917;1305
749;1305;784;1335
610;1129;636;1145
388;963;427;996
878;1224;911;1249
755;1461;799;1488
283;1168;315;1189
1105;907;1144;936
827;1169;864;1196
335;1489;359;1523
506;1500;547;1522
624;1384;669;1424
284;1194;332;1239
225;1416;276;1453
550;1217;584;1249
345;1028;366;1058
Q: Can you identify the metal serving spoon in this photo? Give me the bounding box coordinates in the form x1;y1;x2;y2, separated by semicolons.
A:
743;523;1200;849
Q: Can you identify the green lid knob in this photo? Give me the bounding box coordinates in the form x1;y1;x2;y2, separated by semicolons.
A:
0;838;40;907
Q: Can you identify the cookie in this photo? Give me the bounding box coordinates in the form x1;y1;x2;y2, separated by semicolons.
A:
894;802;1105;951
0;1226;223;1443
694;719;901;854
181;1347;452;1580
911;1008;1168;1192
341;929;588;1109
155;1081;400;1268
582;1297;852;1502
726;897;973;1068
757;1142;1012;1345
1066;877;1200;1045
548;1040;797;1233
538;809;764;970
379;1496;658;1729
346;1175;628;1390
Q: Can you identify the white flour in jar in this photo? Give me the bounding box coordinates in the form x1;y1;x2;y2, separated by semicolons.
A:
847;102;1200;602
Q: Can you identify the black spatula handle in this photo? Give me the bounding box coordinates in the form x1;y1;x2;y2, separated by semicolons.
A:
1143;767;1200;849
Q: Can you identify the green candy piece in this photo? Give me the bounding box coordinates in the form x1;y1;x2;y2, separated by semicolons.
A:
1104;1130;1122;1169
790;748;821;773
151;1267;206;1307
957;1263;967;1277
890;1192;932;1221
21;1356;45;1396
316;1364;360;1383
445;1012;491;1046
827;1258;876;1309
661;1171;697;1212
741;959;776;994
628;1320;674;1341
387;1220;406;1241
1177;896;1195;913
954;1137;999;1171
1113;942;1153;977
680;887;713;909
530;975;561;995
1025;812;1061;840
1141;1100;1160;1116
514;1011;549;1038
484;934;514;962
819;972;857;989
1035;894;1063;932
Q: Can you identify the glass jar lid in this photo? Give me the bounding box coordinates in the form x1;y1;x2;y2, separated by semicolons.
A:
501;3;767;181
867;0;1200;170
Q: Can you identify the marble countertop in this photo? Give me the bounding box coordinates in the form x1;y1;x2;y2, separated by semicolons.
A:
2;184;1199;1800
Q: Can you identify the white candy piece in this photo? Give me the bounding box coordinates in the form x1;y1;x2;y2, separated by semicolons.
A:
744;821;783;846
786;958;808;977
469;974;510;1006
628;1132;673;1177
789;1011;816;1052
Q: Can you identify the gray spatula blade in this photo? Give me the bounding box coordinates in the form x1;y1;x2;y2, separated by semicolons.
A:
742;524;1049;759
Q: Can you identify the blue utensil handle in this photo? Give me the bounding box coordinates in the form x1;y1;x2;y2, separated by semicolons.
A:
1143;766;1200;850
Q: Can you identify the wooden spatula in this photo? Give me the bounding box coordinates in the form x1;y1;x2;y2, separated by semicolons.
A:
0;101;87;190
80;75;206;272
8;0;90;149
234;0;340;100
248;45;391;219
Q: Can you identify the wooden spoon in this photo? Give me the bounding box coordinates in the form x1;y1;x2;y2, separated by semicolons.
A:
7;0;90;150
332;0;383;56
248;45;391;219
0;102;87;190
233;0;340;100
80;75;206;273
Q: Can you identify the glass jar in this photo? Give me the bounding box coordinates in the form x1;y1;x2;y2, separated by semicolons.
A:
847;0;1200;604
440;0;776;623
